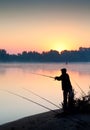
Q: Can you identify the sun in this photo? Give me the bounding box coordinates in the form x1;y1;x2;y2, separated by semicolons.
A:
52;43;67;52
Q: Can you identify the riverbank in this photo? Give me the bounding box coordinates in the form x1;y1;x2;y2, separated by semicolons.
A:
0;109;90;130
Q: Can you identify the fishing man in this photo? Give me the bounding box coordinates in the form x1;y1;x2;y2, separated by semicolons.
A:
55;68;74;112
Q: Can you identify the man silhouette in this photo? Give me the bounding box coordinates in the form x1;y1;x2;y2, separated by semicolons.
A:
55;68;74;112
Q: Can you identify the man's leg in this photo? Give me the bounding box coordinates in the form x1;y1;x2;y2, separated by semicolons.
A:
63;91;68;111
68;90;74;110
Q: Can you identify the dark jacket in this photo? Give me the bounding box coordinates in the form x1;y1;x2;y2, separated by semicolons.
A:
55;73;72;91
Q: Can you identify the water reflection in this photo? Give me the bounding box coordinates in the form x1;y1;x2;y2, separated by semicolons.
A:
0;63;90;125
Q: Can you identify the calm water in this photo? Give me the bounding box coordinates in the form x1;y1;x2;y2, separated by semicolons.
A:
0;63;90;125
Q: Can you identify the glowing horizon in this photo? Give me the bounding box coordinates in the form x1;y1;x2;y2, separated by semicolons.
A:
0;1;90;54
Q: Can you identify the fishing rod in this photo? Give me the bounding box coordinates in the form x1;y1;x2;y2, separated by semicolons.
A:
31;72;86;96
31;72;54;79
23;87;60;109
0;89;59;114
71;77;86;96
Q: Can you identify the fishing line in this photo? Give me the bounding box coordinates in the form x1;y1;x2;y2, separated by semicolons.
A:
71;77;86;96
23;87;60;109
0;89;59;114
30;72;87;105
31;71;86;96
29;72;62;108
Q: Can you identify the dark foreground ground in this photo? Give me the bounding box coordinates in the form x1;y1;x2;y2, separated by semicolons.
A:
0;109;90;130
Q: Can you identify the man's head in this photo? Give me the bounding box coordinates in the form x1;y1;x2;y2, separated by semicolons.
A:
61;68;67;74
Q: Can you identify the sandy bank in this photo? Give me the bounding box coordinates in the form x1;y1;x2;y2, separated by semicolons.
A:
0;110;90;130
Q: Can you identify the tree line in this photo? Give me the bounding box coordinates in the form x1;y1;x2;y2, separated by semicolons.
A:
0;47;90;62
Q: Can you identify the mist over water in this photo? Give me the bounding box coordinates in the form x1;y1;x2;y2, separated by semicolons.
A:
0;63;90;125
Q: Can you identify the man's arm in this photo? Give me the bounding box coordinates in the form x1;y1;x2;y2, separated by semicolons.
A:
54;76;62;81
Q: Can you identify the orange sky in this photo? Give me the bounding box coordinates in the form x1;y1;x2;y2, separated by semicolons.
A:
0;1;90;54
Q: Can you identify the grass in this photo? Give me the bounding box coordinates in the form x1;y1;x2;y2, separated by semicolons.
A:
73;90;90;114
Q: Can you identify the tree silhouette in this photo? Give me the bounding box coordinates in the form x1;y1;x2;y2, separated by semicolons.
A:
0;47;90;62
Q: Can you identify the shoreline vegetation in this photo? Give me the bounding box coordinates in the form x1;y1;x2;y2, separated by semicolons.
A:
0;91;90;130
0;47;90;62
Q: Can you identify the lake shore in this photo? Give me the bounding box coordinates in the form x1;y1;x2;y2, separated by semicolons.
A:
0;109;90;130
